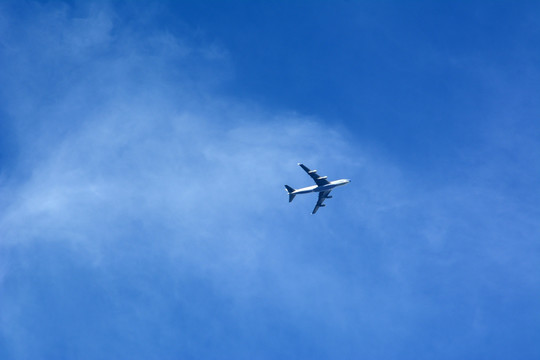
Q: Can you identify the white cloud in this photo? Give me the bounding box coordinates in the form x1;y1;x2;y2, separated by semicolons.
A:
0;2;538;359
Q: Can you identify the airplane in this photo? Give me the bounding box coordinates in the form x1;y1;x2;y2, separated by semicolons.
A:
284;163;351;214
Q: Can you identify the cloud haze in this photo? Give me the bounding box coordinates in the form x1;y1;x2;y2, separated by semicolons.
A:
0;2;538;359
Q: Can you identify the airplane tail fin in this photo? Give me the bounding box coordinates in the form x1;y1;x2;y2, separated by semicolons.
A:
284;185;296;202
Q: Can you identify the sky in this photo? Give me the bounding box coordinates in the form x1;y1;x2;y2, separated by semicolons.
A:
0;1;539;359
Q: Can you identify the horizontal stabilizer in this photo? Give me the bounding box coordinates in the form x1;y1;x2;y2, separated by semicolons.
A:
284;185;296;203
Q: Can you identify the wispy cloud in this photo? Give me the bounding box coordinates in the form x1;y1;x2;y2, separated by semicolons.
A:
0;2;538;359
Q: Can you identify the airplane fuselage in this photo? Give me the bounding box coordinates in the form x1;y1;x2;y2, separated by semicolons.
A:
292;179;351;194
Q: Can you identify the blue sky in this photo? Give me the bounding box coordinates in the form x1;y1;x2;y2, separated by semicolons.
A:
0;1;539;359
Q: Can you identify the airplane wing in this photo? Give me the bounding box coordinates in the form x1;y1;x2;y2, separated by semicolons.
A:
298;163;330;186
312;190;332;214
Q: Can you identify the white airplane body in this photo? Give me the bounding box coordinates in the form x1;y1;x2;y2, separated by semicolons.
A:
285;163;351;214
